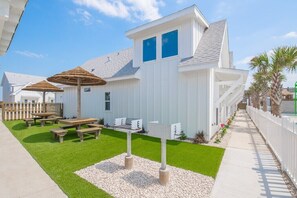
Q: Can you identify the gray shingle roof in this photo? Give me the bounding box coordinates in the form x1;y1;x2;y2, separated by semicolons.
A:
3;72;46;85
81;48;139;79
179;20;227;67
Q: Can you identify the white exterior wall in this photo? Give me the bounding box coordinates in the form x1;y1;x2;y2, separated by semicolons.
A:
192;20;204;55
63;79;141;125
13;87;55;103
62;66;211;139
140;57;179;131
2;76;11;102
178;69;211;139
2;77;56;103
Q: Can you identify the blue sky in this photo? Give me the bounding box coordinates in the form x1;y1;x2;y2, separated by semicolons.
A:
1;0;297;98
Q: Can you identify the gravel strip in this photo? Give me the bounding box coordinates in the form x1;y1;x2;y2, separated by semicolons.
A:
75;153;214;198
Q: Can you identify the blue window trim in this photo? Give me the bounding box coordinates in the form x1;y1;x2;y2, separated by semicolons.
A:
162;30;178;58
143;37;156;62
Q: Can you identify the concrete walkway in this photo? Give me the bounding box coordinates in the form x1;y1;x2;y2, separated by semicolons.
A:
0;120;67;197
211;110;292;198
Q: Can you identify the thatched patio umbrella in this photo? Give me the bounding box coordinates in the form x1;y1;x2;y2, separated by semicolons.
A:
22;80;64;112
47;66;106;118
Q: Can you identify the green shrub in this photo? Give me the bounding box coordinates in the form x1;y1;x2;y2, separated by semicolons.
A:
179;131;187;140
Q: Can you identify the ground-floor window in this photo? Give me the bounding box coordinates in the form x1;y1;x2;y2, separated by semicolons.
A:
105;92;111;111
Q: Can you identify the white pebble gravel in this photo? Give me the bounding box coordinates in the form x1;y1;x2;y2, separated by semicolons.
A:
75;153;214;198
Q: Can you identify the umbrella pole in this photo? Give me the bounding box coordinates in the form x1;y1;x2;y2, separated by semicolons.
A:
77;78;81;118
43;91;46;112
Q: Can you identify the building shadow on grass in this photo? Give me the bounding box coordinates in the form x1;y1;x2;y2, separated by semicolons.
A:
12;123;27;131
22;130;79;144
23;132;55;143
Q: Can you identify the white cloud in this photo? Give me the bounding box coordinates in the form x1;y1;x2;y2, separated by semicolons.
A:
72;0;164;21
273;31;297;39
235;56;254;65
69;8;101;25
15;50;44;58
283;31;297;39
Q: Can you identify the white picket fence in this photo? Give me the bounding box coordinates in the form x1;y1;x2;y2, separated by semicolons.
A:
247;106;297;187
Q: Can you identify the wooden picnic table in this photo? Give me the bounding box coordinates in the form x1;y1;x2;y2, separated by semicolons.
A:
32;112;57;124
32;112;56;118
59;118;97;129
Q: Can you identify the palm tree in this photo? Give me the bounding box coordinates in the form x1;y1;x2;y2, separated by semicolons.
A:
253;72;270;111
250;46;297;116
249;82;261;109
250;53;270;111
270;47;297;116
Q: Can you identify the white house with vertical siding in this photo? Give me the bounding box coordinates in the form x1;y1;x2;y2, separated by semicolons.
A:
1;72;56;103
62;5;248;140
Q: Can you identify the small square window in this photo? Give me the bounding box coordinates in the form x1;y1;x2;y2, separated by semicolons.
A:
162;30;178;58
143;37;156;62
84;87;91;92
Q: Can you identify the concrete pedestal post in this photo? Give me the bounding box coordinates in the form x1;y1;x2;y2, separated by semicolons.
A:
125;131;133;169
159;138;169;185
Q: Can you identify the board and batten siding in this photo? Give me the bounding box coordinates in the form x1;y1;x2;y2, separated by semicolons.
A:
62;79;141;126
62;64;211;138
178;69;210;139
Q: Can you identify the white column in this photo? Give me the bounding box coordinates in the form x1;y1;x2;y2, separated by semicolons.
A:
127;131;131;157
161;138;166;170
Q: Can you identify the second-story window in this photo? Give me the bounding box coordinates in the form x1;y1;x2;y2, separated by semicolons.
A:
143;37;156;62
162;30;178;58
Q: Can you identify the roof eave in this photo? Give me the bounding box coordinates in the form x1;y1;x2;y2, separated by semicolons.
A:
0;0;28;55
178;61;219;72
106;72;141;82
126;5;209;39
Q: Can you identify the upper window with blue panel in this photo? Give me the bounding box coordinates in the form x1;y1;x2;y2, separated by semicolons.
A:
162;30;178;58
143;37;156;62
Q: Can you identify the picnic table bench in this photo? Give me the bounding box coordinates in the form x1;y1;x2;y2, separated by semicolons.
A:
50;128;68;143
24;118;34;127
40;116;63;127
77;127;101;142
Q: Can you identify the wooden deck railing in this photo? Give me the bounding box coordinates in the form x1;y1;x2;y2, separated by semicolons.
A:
2;103;63;121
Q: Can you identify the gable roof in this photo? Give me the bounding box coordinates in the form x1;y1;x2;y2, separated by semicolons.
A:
81;48;139;79
179;20;227;68
126;5;208;39
2;72;47;86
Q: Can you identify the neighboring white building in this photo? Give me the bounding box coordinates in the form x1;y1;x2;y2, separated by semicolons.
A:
62;5;248;140
0;0;28;55
1;72;56;103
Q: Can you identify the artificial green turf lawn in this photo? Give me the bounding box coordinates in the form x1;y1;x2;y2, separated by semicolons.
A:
4;120;225;198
